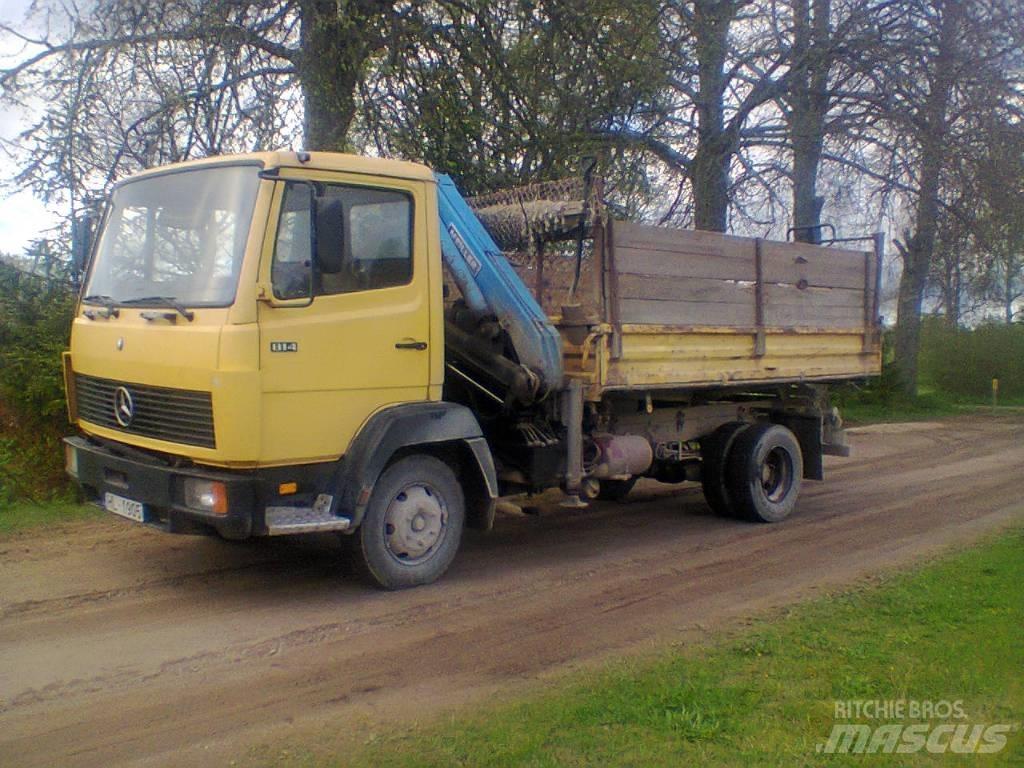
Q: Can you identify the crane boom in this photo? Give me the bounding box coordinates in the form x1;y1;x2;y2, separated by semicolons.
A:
435;173;564;401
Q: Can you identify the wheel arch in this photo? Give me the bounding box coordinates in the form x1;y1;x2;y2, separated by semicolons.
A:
332;402;498;530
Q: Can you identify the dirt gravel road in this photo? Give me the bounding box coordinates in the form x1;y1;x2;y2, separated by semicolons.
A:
1;414;1022;767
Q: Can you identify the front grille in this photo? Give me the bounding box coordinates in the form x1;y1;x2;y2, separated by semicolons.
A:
75;374;216;449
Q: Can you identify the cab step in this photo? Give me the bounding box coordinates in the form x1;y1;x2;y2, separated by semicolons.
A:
265;505;351;535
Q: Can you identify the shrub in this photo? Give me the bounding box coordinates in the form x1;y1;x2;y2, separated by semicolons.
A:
919;317;1024;400
0;262;75;502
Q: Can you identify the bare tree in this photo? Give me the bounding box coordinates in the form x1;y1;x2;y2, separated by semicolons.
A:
359;0;666;197
856;0;1024;394
974;120;1024;323
2;0;671;216
1;0;304;214
781;0;901;242
669;0;794;231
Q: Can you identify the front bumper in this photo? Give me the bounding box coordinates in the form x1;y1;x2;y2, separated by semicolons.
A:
66;436;261;538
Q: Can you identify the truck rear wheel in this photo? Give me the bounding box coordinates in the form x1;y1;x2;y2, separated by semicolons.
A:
700;421;750;516
349;454;465;589
727;423;802;523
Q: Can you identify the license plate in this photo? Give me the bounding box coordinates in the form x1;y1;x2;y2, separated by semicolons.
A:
104;492;145;523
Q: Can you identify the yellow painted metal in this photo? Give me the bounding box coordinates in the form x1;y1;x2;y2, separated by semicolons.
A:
126;150;436;185
61;351;76;423
69;151;441;469
562;323;881;401
70;307;264;465
255;167;438;465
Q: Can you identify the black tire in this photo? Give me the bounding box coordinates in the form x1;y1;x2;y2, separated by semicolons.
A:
596;476;638;501
700;421;751;516
726;423;803;523
348;454;465;589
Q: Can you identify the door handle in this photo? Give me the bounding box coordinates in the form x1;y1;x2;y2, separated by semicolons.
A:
395;340;428;351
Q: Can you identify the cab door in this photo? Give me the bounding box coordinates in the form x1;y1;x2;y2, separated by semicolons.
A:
257;171;433;465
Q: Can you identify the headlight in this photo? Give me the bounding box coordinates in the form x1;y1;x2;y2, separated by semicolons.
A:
183;479;228;515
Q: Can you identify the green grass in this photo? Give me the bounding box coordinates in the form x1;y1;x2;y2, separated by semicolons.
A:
253;529;1024;767
834;383;1024;426
0;498;102;535
837;388;962;424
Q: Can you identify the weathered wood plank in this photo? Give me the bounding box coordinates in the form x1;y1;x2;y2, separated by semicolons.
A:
616;273;864;308
617;273;755;304
760;240;867;290
614;245;756;282
613;221;753;254
612;223;757;282
763;301;865;328
763;284;865;309
619;297;756;326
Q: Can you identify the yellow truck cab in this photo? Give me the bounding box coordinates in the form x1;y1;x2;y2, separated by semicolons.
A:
64;151;880;588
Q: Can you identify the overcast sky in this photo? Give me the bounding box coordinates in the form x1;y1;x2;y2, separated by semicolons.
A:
0;0;58;255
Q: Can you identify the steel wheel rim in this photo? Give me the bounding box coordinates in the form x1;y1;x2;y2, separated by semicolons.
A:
383;482;448;564
760;447;793;504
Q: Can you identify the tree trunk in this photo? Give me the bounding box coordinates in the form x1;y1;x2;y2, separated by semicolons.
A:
948;255;961;327
789;0;830;243
299;0;385;151
691;1;734;232
892;0;959;397
1006;254;1017;324
935;246;961;327
893;231;932;394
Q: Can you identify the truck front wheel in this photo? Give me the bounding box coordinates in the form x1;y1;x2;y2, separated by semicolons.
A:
727;423;803;523
349;454;465;589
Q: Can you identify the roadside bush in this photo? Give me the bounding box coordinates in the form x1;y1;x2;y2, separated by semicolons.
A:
0;262;75;502
832;319;1024;421
830;331;933;417
918;318;1024;401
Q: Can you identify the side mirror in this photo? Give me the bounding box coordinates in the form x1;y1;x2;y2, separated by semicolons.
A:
314;197;345;274
70;212;95;287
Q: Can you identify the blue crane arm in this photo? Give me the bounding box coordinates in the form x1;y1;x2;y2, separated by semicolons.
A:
435;173;564;399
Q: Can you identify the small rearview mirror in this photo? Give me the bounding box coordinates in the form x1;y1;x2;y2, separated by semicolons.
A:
71;212;95;287
314;197;345;274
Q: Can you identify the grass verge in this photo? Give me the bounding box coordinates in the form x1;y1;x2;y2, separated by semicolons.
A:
0;499;102;536
255;528;1024;767
834;384;1024;425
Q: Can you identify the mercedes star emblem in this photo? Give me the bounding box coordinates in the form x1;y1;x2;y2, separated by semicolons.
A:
114;386;135;427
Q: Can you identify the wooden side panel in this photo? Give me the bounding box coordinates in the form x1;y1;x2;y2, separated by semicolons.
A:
564;220;883;396
760;240;866;289
609;222;873;332
612;222;756;281
612;223;757;327
763;284;866;328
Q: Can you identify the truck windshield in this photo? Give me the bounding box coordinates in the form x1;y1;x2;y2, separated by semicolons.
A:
84;165;260;308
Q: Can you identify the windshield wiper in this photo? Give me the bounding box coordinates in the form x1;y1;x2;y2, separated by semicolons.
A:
81;294;120;319
121;296;195;322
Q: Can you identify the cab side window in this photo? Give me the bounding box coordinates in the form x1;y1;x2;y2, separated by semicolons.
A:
271;182;413;300
271;186;313;299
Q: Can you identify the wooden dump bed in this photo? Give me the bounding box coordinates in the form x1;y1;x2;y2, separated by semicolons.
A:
528;220;882;399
